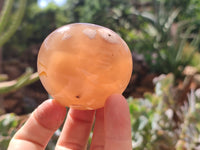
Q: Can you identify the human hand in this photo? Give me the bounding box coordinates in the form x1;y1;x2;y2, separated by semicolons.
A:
8;94;132;150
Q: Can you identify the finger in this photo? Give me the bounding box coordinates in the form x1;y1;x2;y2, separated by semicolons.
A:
90;108;105;149
56;109;95;150
8;99;66;150
104;94;132;150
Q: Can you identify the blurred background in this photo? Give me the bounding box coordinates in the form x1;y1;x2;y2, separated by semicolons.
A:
0;0;200;149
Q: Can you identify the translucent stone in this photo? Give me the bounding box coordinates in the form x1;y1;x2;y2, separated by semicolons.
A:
37;23;133;110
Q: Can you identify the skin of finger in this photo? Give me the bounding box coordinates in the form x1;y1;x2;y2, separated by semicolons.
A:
8;99;66;150
104;94;132;150
56;109;95;150
90;108;105;150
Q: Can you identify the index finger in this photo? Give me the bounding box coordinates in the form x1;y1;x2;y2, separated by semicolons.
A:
8;99;66;150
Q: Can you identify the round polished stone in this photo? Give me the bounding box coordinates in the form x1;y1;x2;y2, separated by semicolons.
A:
37;23;132;110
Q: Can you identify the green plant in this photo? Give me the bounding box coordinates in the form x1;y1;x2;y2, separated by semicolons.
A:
0;68;39;94
129;74;176;149
0;0;39;95
129;73;200;149
0;113;29;150
4;0;69;53
0;0;27;47
131;0;200;77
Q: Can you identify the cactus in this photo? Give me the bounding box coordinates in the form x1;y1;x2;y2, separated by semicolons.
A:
0;0;39;94
0;0;27;47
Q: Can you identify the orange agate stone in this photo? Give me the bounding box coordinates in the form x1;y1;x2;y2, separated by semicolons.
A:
37;23;132;110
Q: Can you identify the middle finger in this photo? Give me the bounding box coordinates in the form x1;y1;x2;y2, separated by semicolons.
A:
56;108;95;150
90;108;105;149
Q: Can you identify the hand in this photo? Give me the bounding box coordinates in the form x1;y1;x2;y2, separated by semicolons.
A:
8;94;132;150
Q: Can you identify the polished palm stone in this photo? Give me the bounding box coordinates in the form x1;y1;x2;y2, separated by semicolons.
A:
37;23;132;110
